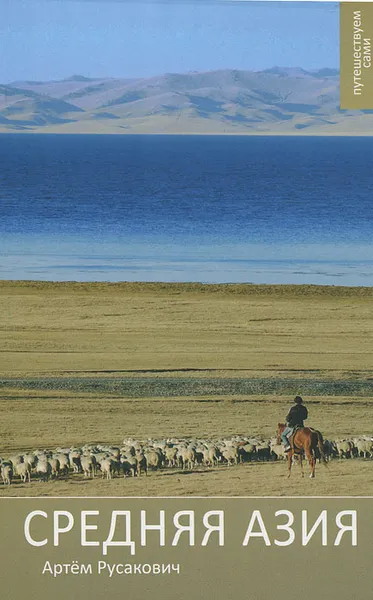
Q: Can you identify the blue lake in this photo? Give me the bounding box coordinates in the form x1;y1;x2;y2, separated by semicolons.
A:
0;134;372;285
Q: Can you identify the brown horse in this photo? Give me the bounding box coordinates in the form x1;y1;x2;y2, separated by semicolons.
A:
276;423;327;479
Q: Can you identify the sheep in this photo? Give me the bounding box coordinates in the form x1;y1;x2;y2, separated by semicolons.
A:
237;443;256;463
135;452;147;476
255;442;271;461
322;440;337;461
355;439;373;459
202;445;221;467
99;458;114;480
69;450;82;473
110;457;121;477
269;442;287;461
144;450;163;471
23;453;37;470
336;440;354;459
221;447;239;466
34;451;50;464
49;457;61;479
3;430;373;491
54;453;70;475
15;461;31;483
164;446;179;468
93;452;109;465
1;463;13;485
9;454;23;468
36;459;52;482
178;447;196;470
81;455;95;478
109;447;121;461
121;445;136;457
121;456;138;477
193;448;205;466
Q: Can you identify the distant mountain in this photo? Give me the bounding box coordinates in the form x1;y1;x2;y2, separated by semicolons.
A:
261;66;311;78
309;68;340;78
0;86;84;128
64;75;99;82
0;68;371;134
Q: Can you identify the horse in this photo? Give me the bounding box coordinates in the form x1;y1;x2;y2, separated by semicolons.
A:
276;423;327;479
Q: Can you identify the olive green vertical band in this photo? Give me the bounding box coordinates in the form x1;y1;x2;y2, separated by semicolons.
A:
340;2;373;109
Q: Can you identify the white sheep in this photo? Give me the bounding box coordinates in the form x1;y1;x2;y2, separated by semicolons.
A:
15;461;31;483
1;463;13;485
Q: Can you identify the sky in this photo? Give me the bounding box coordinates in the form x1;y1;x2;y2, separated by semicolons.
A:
1;0;339;82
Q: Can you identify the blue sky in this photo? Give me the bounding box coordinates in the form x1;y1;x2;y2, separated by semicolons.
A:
2;0;339;82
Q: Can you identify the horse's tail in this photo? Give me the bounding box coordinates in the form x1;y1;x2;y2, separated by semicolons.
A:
315;431;328;467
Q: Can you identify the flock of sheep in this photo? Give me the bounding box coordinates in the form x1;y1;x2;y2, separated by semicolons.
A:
1;434;373;485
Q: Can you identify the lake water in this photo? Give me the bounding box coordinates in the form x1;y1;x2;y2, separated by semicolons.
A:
0;134;372;286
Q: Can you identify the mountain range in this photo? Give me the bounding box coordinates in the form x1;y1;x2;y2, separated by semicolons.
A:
0;68;371;134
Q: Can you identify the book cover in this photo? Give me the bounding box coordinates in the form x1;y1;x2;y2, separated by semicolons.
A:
0;0;372;597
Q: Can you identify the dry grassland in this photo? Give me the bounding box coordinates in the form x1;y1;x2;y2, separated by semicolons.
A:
0;281;372;496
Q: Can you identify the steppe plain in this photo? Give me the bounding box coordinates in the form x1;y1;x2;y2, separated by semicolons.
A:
0;280;372;496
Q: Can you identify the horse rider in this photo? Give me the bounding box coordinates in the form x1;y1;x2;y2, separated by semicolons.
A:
281;395;308;452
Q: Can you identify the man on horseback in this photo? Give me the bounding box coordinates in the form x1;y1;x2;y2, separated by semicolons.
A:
281;396;308;452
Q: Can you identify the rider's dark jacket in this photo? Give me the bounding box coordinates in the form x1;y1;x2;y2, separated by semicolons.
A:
286;404;308;427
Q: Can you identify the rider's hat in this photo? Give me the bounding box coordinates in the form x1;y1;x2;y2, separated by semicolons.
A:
294;395;303;404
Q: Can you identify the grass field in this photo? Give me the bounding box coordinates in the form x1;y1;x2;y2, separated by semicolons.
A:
0;281;372;497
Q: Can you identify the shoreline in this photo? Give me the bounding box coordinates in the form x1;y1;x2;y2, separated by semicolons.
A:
1;131;373;137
